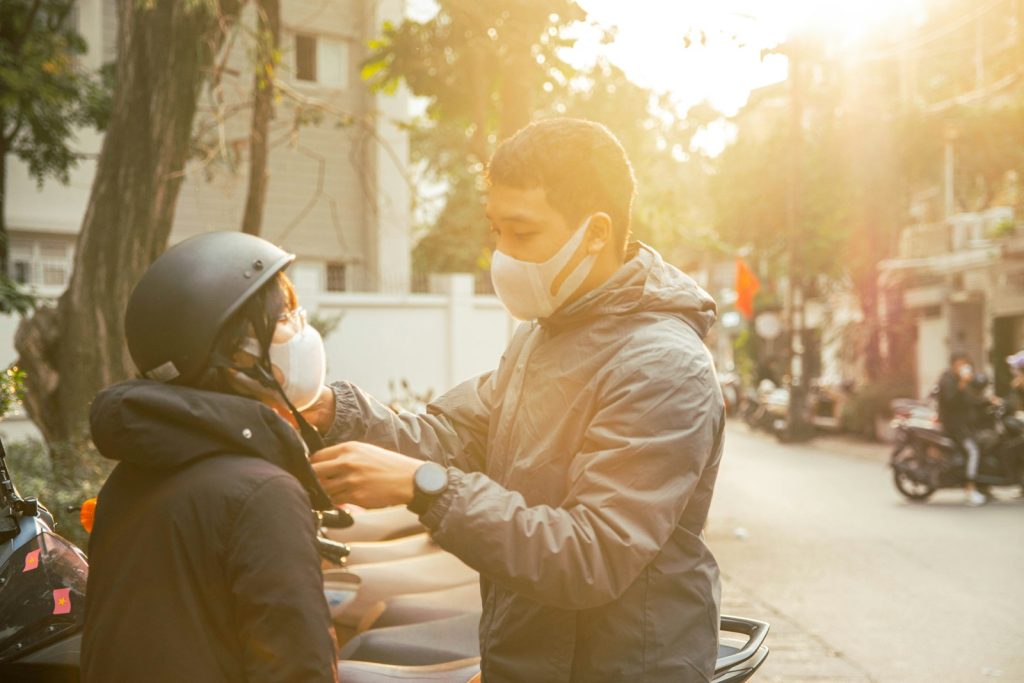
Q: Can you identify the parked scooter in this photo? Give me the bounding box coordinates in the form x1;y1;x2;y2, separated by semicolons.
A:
0;436;771;682
742;379;791;441
889;401;1024;501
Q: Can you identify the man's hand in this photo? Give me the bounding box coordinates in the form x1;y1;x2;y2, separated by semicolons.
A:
310;442;420;508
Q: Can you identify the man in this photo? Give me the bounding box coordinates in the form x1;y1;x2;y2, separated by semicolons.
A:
1006;350;1024;413
936;352;987;506
305;118;724;681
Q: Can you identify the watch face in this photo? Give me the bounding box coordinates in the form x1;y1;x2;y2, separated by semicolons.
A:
415;463;448;496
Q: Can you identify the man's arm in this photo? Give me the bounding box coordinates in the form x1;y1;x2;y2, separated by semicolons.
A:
226;476;338;683
314;372;495;474
420;357;723;610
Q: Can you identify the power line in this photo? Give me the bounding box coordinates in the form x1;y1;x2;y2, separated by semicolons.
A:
863;0;1012;62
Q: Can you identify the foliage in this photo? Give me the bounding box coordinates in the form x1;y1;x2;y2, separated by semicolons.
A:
364;0;586;159
0;274;36;314
367;3;723;283
0;0;113;183
732;328;756;388
988;217;1018;239
308;311;343;339
387;378;435;413
0;0;114;277
5;437;112;548
0;363;26;419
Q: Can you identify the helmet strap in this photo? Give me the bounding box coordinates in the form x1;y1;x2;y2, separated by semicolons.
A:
208;351;325;453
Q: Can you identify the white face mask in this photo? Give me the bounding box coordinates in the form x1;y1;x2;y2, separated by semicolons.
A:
490;218;598;321
243;307;327;411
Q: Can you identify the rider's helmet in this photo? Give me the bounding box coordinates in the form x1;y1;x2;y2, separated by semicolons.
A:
1007;350;1024;375
125;231;294;387
968;371;990;392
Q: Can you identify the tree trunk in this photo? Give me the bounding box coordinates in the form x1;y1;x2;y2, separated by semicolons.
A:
14;0;240;469
0;136;7;277
240;0;279;236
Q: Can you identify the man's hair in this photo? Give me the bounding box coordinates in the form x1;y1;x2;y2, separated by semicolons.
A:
487;118;636;254
196;271;298;393
950;351;971;366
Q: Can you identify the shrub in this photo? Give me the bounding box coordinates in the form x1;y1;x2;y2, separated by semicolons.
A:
5;438;112;549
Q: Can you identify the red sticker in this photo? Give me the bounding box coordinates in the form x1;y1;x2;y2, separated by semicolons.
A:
23;549;40;573
52;588;71;615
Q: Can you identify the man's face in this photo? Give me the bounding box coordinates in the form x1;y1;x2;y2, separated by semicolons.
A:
486;185;583;264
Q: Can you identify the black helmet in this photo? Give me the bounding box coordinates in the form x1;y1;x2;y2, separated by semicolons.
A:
125;232;295;385
969;372;990;391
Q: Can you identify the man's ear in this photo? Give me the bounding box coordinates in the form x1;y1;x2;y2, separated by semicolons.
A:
585;213;613;254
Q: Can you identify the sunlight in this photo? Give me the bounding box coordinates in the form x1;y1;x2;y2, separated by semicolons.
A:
575;0;926;112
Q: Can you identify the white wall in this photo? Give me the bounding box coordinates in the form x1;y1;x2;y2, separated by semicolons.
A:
0;275;515;441
916;316;948;400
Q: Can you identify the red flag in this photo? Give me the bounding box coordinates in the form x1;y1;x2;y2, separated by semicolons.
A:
52;588;72;615
735;258;760;321
23;549;40;573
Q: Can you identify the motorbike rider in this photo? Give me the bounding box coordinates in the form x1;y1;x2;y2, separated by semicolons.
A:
81;233;339;683
936;352;987;506
1006;350;1024;412
302;118;725;682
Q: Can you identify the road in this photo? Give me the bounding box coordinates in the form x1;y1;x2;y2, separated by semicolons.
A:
706;424;1024;683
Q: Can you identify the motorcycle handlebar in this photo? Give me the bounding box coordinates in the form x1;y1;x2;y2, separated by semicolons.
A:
718;615;770;671
319;508;355;529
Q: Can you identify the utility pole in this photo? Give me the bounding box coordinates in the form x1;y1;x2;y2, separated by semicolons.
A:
944;124;957;219
785;37;812;442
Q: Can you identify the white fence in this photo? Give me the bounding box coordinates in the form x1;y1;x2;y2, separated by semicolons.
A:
0;274;516;443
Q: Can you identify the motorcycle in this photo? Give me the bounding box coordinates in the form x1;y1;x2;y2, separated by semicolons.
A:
889;401;1024;501
0;435;771;682
742;380;793;442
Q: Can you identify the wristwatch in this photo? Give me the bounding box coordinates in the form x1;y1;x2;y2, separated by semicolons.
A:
408;462;449;515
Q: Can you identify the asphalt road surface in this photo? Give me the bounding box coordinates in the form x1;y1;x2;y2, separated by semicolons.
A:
706;424;1024;683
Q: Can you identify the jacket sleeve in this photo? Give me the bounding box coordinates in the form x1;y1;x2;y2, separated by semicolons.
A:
226;475;338;683
420;348;723;611
321;373;495;473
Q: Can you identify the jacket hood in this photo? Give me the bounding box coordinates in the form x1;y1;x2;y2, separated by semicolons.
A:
90;380;333;509
544;242;717;338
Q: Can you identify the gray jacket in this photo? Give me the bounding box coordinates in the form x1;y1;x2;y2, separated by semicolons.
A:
325;243;724;682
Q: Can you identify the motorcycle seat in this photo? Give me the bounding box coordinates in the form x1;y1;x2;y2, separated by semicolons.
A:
345;532;443;566
323;505;425;543
340;613;481;666
337;658;480;683
324;552;479;628
363;581;483;631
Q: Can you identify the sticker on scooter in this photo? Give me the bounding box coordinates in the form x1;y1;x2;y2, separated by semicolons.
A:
23;549;40;572
52;588;72;615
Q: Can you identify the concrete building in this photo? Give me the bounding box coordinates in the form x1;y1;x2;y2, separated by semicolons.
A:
1;1;518;442
879;208;1024;399
6;0;411;303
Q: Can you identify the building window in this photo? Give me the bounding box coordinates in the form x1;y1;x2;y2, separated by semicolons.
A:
326;263;347;292
294;34;349;88
10;237;74;290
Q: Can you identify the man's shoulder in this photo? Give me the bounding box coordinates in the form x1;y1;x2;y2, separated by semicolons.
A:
598;314;715;393
618;313;712;363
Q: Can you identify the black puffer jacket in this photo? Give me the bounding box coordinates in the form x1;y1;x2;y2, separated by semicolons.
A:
81;380;337;683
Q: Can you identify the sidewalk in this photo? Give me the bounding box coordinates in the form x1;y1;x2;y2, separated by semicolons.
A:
799;433;891;464
721;575;876;683
730;420;891;464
